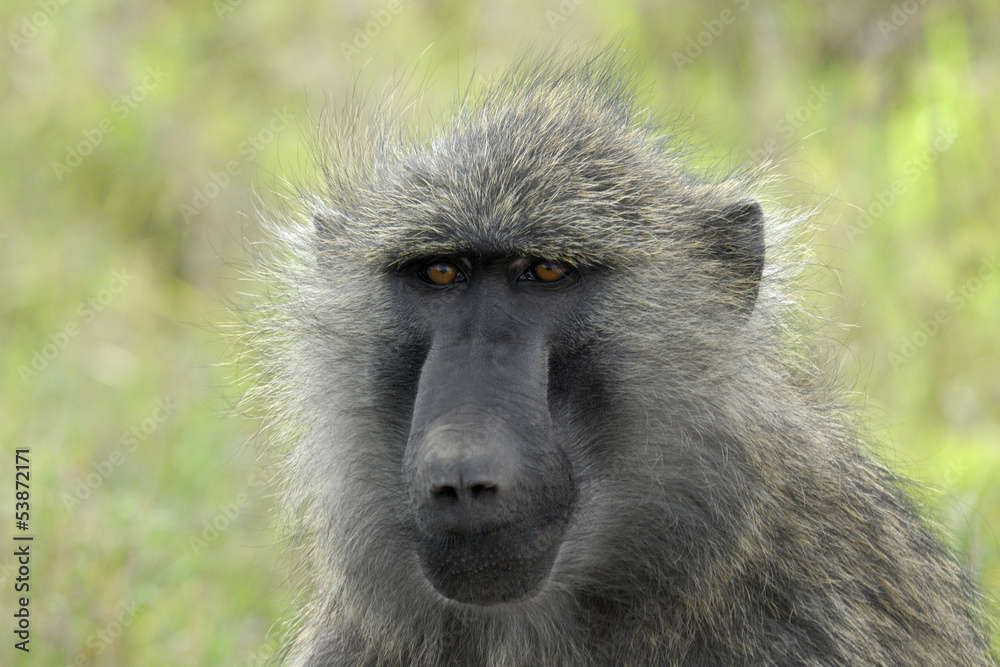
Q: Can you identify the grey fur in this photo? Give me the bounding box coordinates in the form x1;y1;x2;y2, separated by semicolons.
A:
242;52;996;666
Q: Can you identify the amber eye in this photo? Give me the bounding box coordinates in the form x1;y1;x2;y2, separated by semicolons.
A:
423;261;462;285
523;261;568;282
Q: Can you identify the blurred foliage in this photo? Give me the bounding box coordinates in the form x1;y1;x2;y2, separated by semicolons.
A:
0;0;997;663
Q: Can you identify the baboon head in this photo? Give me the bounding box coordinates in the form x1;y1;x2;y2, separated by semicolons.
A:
308;67;766;607
253;53;991;667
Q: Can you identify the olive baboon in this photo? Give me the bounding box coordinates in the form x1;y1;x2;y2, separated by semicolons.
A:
247;54;995;665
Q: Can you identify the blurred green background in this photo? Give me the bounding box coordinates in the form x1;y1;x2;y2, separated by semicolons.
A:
1;0;997;663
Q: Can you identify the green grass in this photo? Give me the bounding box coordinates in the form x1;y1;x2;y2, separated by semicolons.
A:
1;0;997;662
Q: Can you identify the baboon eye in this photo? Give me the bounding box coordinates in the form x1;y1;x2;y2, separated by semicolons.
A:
521;261;568;283
422;261;464;285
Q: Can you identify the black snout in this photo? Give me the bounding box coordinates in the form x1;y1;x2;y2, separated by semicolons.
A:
402;326;576;605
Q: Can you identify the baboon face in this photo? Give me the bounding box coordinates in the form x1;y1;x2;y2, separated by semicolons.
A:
393;255;592;605
313;87;766;611
382;200;763;606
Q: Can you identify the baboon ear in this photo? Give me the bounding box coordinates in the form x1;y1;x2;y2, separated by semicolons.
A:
704;199;765;315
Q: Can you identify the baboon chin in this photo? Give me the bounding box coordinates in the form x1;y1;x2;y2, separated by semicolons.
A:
246;53;995;666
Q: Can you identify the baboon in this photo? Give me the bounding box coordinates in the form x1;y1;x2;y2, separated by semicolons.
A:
245;53;996;666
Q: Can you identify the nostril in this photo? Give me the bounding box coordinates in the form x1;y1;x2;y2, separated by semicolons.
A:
429;483;499;504
469;483;498;499
431;485;459;502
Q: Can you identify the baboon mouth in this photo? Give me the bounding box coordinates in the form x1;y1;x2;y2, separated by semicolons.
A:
417;520;566;605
